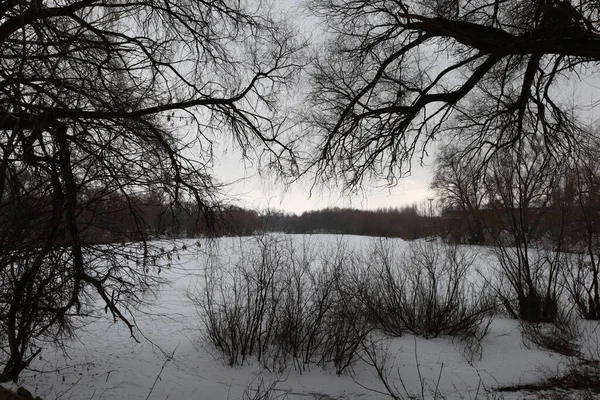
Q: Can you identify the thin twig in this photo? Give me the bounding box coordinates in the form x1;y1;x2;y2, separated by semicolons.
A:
145;344;179;400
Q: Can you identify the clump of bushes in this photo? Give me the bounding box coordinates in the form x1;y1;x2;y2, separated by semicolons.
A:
192;235;496;373
191;235;371;374
356;240;496;341
520;308;582;357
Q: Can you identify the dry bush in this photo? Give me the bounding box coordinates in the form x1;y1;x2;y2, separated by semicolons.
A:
358;240;496;342
520;309;582;357
563;251;600;321
271;239;372;374
505;309;600;396
317;245;373;374
192;235;291;367
192;235;373;374
498;359;600;398
490;240;565;324
241;375;289;400
355;335;504;400
195;235;496;374
356;336;445;400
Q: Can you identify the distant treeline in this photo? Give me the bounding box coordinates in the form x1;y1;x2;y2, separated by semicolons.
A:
72;191;435;242
62;187;600;245
261;206;431;239
51;185;600;246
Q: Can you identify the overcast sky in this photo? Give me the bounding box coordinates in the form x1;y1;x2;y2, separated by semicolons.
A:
209;0;600;215
213;150;435;215
206;0;435;214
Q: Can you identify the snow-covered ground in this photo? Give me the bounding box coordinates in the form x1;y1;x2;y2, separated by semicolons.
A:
17;235;600;399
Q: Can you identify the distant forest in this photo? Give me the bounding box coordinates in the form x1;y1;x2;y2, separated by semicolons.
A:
74;192;435;242
256;206;431;239
77;190;598;246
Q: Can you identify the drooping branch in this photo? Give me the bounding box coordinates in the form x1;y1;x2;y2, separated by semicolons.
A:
307;0;596;189
405;14;600;58
0;0;304;380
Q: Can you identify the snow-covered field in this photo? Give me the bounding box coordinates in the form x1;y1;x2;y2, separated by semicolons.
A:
17;235;600;399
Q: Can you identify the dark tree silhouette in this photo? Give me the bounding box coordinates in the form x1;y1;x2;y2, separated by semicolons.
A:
0;0;303;380
559;140;600;320
307;0;597;189
483;140;563;322
431;145;487;244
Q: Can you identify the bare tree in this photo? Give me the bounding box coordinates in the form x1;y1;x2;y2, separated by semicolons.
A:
483;139;564;322
432;134;567;322
560;139;600;320
306;0;595;189
431;145;487;243
0;0;304;381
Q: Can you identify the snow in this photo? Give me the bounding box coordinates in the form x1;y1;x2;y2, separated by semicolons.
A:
0;381;20;393
16;235;600;399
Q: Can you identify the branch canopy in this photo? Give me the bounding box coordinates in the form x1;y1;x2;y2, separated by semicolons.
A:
307;0;599;189
0;0;305;379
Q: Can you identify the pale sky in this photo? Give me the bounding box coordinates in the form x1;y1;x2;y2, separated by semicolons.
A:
210;0;600;215
212;144;435;214
206;0;435;215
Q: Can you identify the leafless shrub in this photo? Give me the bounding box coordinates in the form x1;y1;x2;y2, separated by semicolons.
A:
356;335;446;400
360;240;496;342
192;235;288;367
268;238;372;374
563;251;600;321
503;311;600;397
241;375;289;400
498;358;600;397
195;235;497;376
312;244;373;374
357;333;512;399
350;241;406;338
520;309;582;357
492;244;563;324
455;316;494;364
192;235;373;374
